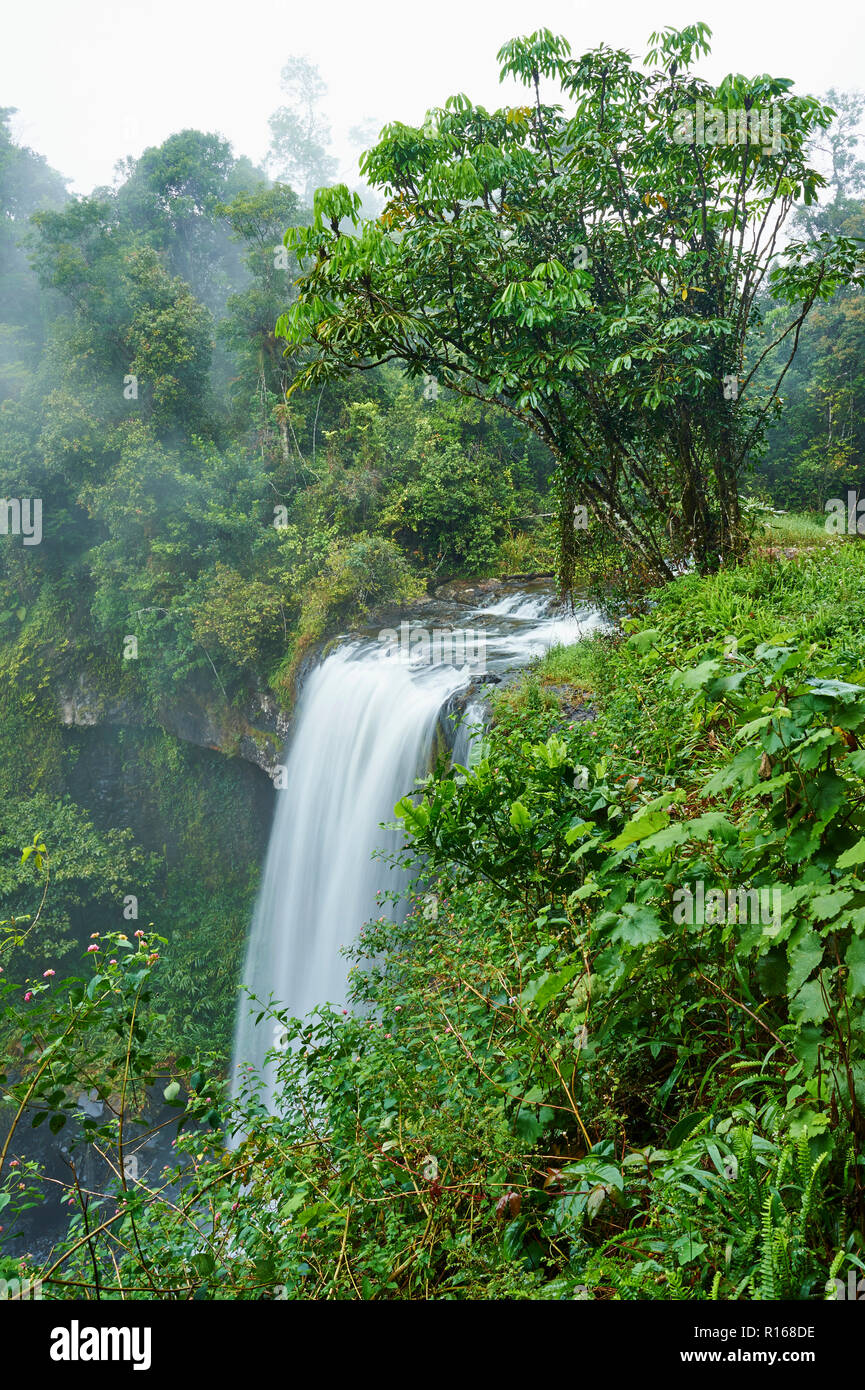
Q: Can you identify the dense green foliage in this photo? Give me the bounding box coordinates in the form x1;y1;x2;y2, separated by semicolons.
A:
277;28;864;583
1;28;865;1304
0;93;554;1064
755;92;865;510
3;541;865;1300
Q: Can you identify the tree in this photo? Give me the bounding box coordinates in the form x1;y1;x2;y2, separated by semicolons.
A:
807;89;865;209
0;109;67;400
115;130;263;316
32;200;214;436
755;96;865;509
218;183;309;461
275;26;865;586
267;57;338;204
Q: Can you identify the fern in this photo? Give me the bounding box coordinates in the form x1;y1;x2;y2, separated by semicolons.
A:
757;1192;777;1299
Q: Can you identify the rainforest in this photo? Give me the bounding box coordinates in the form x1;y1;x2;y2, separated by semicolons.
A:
2;7;865;1345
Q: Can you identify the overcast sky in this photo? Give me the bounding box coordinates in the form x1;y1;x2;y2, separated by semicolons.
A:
3;0;863;194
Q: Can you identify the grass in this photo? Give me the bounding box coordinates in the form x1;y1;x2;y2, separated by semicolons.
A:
499;532;865;784
758;509;836;547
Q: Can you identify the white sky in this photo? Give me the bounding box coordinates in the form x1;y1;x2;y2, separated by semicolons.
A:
3;0;864;194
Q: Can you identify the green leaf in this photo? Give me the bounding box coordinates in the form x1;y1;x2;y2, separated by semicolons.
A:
846;936;865;998
564;820;593;846
789;979;829;1024
736;712;790;741
528;962;580;1011
806;678;865;701
394;796;429;832
675;659;721;690
641;821;690;852
514;1107;543;1142
611;903;664;947
627;628;662;655
810;888;854;922
787;932;823;994
836;839;865;871
667;1111;707;1148
672;1233;708;1265
688;812;738;842
756;948;788;996
609;810;669;850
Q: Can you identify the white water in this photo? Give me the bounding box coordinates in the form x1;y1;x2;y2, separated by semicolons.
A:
231;586;607;1113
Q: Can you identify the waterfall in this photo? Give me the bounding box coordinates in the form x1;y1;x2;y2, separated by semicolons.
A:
230;586;607;1118
231;641;471;1112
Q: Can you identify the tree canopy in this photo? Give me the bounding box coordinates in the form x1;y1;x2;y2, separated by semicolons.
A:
277;25;865;585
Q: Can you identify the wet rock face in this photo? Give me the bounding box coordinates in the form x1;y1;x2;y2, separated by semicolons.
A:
158;690;292;780
543;684;597;725
56;672;290;779
432;573;556;604
58;674;137;730
63;725;275;862
433;577;505;603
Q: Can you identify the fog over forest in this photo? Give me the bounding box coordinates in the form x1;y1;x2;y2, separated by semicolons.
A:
1;1;865;1350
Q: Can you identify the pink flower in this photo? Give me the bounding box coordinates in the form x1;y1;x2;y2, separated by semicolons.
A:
87;945;99;953
109;959;117;966
385;1033;392;1039
10;1160;19;1168
134;930;145;938
395;1005;402;1012
43;969;55;978
23;992;32;1002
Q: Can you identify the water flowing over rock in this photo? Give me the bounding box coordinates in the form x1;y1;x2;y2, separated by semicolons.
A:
231;584;607;1117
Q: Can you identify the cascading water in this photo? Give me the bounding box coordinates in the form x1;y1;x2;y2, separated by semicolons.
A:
231;585;608;1115
231;641;471;1111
